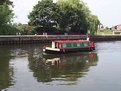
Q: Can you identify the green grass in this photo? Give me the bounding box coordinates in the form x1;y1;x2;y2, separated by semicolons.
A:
97;30;113;35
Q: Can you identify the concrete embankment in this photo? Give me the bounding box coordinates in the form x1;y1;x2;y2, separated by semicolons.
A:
0;35;121;45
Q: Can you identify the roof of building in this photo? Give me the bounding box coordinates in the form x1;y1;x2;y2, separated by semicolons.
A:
54;40;89;43
116;24;121;26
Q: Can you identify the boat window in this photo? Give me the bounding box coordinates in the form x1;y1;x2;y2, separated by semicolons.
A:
83;42;89;47
80;42;84;46
77;43;80;47
61;43;66;48
66;42;71;48
72;42;77;47
63;43;66;48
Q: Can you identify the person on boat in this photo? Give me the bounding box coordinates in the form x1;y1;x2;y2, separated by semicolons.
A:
86;33;90;41
87;37;90;41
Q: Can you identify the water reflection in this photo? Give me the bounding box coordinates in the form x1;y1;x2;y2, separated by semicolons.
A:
0;46;15;90
0;44;43;90
0;44;98;90
28;52;98;83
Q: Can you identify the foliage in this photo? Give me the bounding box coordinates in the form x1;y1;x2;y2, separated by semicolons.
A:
56;0;92;34
0;0;17;35
0;0;12;5
12;23;37;35
88;15;99;35
28;0;99;35
0;24;18;35
0;0;6;4
0;3;13;25
28;0;58;34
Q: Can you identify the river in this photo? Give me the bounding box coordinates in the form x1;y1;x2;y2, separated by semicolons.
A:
0;41;121;91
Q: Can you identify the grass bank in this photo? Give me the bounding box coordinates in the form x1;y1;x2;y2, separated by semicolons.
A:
97;30;113;35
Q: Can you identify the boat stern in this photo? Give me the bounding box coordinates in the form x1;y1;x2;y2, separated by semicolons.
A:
90;42;95;51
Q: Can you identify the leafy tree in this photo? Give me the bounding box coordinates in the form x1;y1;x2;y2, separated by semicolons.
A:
88;15;99;35
28;0;58;34
0;0;6;5
0;3;13;25
0;0;18;35
0;24;18;35
54;0;92;34
0;0;9;5
28;0;99;35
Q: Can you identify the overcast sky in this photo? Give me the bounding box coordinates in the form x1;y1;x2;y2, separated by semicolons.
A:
11;0;121;27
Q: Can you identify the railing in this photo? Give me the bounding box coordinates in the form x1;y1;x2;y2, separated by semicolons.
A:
0;35;121;45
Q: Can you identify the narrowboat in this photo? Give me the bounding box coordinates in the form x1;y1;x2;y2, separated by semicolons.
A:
43;40;95;54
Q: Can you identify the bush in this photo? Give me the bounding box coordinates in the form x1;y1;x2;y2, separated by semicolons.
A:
0;25;19;35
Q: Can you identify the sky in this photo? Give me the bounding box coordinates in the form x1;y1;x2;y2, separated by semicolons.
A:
11;0;121;27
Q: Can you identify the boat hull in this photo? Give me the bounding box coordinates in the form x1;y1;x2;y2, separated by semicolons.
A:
43;47;95;54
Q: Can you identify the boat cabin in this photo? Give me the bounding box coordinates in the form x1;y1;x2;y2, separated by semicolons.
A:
43;40;95;54
52;40;90;49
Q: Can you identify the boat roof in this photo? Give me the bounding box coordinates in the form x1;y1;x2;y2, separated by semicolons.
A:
54;40;90;43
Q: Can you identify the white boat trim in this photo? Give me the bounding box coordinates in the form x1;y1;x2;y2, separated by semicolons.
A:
46;47;60;51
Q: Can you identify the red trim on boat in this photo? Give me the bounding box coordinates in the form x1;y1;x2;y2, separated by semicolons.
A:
54;40;89;43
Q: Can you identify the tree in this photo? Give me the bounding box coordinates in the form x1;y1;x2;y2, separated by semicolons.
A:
0;0;7;5
88;15;99;35
0;0;18;35
0;3;13;25
28;0;58;34
28;0;99;35
0;0;13;5
56;0;92;34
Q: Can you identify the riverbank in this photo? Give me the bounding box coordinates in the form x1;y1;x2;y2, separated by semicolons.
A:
0;35;121;45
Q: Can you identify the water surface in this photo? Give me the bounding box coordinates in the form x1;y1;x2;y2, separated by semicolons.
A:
0;41;121;91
